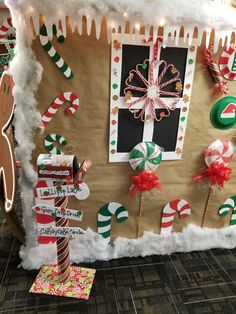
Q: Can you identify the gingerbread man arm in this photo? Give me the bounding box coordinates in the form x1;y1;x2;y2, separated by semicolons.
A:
0;72;15;212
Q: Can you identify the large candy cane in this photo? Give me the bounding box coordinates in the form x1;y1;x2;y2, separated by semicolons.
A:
39;24;73;79
160;199;191;235
44;134;67;154
41;92;79;127
219;195;236;226
97;202;129;243
0;18;14;38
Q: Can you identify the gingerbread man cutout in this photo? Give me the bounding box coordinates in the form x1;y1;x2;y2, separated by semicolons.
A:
0;71;15;212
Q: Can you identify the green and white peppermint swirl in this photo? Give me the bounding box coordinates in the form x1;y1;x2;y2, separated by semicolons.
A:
129;141;162;172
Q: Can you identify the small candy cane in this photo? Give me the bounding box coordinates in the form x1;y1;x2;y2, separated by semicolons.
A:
160;199;191;235
0;18;14;39
40;24;73;79
219;196;236;226
41;92;79;127
44;134;67;154
97;202;128;243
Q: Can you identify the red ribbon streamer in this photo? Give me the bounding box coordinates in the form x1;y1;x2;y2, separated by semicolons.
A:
144;36;163;60
193;162;232;189
129;170;162;198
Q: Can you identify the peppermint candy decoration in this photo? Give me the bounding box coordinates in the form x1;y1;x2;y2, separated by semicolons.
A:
219;44;236;81
129;141;162;172
204;138;234;167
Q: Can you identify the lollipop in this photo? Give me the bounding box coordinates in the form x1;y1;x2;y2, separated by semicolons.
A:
204;138;234;167
193;139;233;227
129;141;162;172
129;141;162;237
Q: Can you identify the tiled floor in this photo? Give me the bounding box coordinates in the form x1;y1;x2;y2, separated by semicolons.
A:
1;191;236;313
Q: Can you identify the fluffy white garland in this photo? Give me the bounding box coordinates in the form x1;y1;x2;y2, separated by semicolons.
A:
20;224;236;269
8;7;43;248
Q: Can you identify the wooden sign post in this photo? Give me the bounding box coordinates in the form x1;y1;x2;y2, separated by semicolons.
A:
30;154;95;299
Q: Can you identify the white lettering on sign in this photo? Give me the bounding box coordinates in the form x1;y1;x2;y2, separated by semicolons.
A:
38;226;86;237
221;103;236;118
32;204;83;221
36;184;81;199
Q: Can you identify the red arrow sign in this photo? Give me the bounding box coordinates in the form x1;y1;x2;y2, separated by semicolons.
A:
221;103;236;118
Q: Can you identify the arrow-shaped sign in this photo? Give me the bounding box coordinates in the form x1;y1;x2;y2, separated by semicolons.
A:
32;204;83;221
38;226;86;237
36;182;90;200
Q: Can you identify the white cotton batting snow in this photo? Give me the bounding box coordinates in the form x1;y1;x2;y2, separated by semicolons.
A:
19;224;236;269
5;0;236;49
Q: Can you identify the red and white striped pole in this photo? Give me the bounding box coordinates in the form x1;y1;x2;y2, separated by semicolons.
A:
55;192;70;283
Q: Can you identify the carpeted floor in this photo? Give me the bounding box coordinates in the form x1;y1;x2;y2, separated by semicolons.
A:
1;187;236;313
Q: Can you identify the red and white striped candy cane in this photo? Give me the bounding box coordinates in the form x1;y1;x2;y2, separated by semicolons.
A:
55;194;70;283
0;18;14;38
160;199;191;235
41;92;79;127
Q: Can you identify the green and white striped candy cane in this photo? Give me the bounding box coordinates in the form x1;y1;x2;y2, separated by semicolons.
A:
44;134;67;154
219;195;236;226
97;202;129;243
39;24;73;79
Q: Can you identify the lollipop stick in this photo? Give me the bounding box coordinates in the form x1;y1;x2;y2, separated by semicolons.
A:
201;187;212;227
137;191;144;238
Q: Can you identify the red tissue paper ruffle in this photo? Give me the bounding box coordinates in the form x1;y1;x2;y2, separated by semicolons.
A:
129;170;162;198
193;162;232;189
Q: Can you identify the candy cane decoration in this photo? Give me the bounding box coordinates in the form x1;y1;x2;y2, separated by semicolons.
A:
160;199;191;235
44;134;67;154
39;24;73;79
124;59;181;122
219;196;236;226
0;18;14;39
97;202;129;243
41;92;79;127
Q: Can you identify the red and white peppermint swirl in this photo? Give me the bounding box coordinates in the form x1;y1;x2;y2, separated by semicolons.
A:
41;92;79;127
204;139;234;167
219;44;236;81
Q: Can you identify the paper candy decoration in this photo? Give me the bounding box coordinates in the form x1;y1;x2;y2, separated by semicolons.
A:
97;202;129;243
160;199;191;235
210;96;236;130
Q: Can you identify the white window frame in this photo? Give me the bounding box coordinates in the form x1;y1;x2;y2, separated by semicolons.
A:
109;33;197;162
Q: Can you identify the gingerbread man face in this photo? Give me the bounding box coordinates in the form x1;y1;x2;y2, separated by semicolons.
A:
0;71;15;213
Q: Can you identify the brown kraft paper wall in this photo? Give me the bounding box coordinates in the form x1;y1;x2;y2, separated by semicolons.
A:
31;20;236;241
